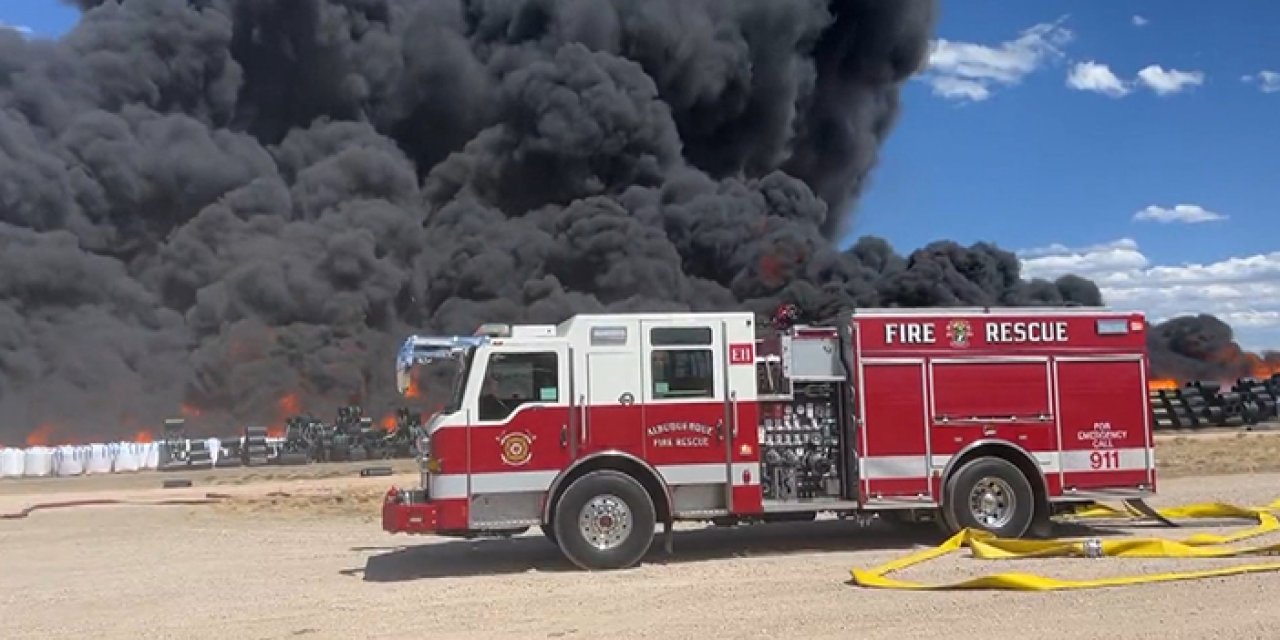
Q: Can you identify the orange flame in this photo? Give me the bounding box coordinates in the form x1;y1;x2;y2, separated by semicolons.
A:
1148;378;1179;391
26;423;55;447
134;430;155;443
263;392;302;438
179;403;203;418
278;393;301;415
1246;352;1280;379
404;377;421;399
380;414;397;432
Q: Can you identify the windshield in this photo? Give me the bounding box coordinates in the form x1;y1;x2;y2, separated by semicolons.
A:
402;348;474;418
445;348;475;413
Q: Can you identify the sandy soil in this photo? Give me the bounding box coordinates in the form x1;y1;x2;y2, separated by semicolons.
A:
1153;429;1280;477
3;435;1280;640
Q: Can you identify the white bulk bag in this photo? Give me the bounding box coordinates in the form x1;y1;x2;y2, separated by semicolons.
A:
0;447;24;477
23;446;53;476
142;442;160;469
206;437;221;465
112;442;141;472
84;443;113;475
54;445;84;476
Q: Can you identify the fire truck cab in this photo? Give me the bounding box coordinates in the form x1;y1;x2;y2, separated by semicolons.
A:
382;307;1156;570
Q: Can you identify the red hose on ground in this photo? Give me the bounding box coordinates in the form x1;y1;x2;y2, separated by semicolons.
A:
1;495;227;520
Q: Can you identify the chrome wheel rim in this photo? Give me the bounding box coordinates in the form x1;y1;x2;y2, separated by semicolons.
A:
967;477;1016;529
578;494;633;550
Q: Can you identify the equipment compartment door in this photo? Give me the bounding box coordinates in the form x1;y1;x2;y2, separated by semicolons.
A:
640;319;729;508
858;360;931;501
1054;356;1153;491
580;350;645;459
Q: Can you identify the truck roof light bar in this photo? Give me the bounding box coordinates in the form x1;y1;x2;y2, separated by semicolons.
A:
474;323;512;337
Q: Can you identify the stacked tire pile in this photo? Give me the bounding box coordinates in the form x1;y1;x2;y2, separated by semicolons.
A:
1149;376;1280;431
1182;381;1238;427
159;418;190;470
186;439;213;468
1149;386;1200;429
241;426;269;466
1231;376;1279;424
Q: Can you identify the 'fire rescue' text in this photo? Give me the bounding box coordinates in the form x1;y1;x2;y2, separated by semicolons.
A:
647;421;715;448
884;321;1069;345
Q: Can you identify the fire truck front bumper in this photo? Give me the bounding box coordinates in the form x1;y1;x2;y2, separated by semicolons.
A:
381;486;442;534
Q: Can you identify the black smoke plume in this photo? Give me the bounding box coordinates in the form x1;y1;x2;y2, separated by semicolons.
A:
1146;315;1280;385
2;0;1117;445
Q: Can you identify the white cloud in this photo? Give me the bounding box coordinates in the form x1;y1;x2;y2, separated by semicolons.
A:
1242;70;1280;94
1066;61;1130;97
928;76;990;102
1018;239;1280;351
1137;64;1205;95
1132;204;1227;224
922;18;1073;102
1132;15;1149;27
0;21;32;37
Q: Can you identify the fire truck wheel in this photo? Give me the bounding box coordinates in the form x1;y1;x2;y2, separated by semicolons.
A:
943;457;1035;539
540;524;557;546
552;470;656;571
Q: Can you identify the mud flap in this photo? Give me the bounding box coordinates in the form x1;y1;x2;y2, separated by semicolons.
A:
1122;498;1180;527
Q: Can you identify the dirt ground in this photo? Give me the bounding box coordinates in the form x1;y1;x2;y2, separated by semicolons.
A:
3;432;1280;640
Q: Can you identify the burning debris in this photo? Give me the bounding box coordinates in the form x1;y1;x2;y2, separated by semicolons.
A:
151;405;425;470
0;0;1268;444
1146;314;1280;385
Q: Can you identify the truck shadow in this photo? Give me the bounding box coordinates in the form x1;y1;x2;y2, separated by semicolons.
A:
346;517;1133;582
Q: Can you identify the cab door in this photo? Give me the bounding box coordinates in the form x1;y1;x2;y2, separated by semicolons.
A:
465;340;573;484
639;319;729;504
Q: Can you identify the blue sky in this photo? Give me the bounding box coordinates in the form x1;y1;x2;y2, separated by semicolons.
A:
4;1;1278;350
849;0;1280;351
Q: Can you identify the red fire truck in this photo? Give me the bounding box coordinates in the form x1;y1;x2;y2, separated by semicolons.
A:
382;307;1157;570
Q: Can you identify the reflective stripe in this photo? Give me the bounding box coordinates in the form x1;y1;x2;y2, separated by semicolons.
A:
427;462;760;499
1059;448;1153;473
864;448;1155;480
429;474;468;499
862;456;930;479
930;448;1153;475
658;463;759;486
426;449;1156;499
429;470;557;500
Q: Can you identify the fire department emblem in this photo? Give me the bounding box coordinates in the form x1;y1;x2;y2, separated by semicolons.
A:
946;319;972;347
498;431;534;466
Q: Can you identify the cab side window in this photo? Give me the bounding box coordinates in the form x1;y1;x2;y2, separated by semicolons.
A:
650;327;714;399
477;352;559;421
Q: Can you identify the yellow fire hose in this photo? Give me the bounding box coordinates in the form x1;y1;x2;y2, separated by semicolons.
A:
850;498;1280;591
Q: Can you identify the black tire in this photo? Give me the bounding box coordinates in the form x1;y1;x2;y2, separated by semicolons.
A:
540;524;557;546
942;457;1035;539
277;452;309;466
552;470;656;570
938;470;964;535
